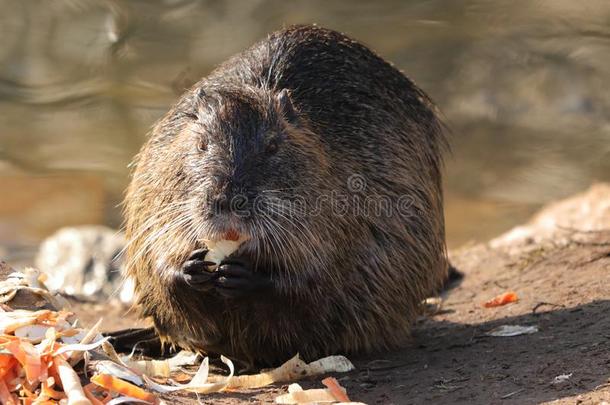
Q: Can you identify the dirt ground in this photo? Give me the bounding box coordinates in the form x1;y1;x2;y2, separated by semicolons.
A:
65;185;610;404
69;230;609;405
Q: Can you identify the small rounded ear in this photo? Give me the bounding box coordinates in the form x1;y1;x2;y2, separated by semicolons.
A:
196;87;206;100
276;88;298;124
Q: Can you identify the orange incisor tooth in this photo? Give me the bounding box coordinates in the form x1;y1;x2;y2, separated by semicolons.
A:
225;229;240;241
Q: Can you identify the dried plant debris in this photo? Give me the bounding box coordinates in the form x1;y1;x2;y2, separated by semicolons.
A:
0;265;359;404
0;307;111;404
220;354;355;390
0;268;68;309
0;266;359;404
551;373;573;385
486;325;539;337
275;378;365;404
123;351;200;378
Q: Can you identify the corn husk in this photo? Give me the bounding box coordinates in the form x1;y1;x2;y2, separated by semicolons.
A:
213;354;354;389
123;351;200;377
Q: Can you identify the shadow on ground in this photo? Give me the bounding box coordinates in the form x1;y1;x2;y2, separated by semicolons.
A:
349;299;610;404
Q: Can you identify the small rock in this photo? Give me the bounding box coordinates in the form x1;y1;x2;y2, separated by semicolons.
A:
35;225;132;302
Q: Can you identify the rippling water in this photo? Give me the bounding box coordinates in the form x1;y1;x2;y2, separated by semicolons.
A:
1;0;609;262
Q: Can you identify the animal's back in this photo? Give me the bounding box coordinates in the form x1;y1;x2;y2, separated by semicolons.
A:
214;25;444;151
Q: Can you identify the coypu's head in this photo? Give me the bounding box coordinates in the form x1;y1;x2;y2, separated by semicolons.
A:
125;84;330;280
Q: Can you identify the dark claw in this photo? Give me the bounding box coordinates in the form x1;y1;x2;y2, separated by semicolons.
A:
183;271;217;291
216;262;252;279
187;248;207;260
180;248;217;291
214;261;272;299
183;259;216;274
184;248;216;270
180;250;272;298
105;327;178;357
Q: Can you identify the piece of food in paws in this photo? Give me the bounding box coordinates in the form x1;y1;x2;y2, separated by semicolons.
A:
202;231;250;271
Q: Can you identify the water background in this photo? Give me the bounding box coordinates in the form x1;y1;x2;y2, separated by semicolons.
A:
1;0;608;263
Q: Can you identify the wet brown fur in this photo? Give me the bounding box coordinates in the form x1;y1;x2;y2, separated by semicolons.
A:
124;25;448;366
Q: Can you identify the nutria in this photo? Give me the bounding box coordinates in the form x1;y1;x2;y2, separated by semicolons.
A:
121;24;448;366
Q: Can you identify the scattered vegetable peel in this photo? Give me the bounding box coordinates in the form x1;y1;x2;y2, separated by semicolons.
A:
0;268;359;404
484;291;518;308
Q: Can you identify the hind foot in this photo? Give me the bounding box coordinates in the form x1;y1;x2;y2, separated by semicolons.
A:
105;327;178;357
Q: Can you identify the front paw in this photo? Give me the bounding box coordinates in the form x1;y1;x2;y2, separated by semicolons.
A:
214;257;272;299
179;248;217;291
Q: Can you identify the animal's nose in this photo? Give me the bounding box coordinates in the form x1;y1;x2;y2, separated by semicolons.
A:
209;172;232;214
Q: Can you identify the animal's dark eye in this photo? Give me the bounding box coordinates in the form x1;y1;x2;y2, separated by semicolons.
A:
183;112;198;121
266;139;279;155
197;137;207;152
